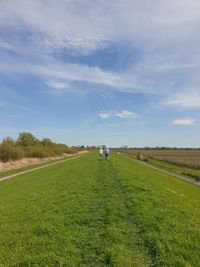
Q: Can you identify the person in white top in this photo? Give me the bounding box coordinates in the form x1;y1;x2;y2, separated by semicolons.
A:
99;148;103;160
105;147;110;160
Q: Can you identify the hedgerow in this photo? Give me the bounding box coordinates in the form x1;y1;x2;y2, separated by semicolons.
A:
0;132;77;162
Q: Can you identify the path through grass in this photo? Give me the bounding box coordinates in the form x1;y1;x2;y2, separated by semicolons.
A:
0;153;149;266
1;152;200;266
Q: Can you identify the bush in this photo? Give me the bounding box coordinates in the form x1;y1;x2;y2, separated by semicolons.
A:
0;132;80;162
0;138;24;162
24;146;48;158
17;132;38;147
136;152;142;160
136;152;148;162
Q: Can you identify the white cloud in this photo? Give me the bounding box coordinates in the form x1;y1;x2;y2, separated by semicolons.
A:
99;110;139;119
152;62;198;72
0;41;20;53
0;0;109;55
1;0;200;56
0;60;149;93
116;110;139;119
46;80;69;90
161;90;200;108
99;112;111;119
172;118;195;125
1;0;200;105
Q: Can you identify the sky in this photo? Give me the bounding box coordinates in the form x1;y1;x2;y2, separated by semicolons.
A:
0;0;200;147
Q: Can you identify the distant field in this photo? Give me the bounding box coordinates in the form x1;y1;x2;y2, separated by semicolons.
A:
1;152;200;266
121;149;200;180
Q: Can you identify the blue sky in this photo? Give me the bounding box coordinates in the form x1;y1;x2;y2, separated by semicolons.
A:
0;0;200;147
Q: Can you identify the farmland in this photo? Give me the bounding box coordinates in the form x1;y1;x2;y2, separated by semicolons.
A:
120;149;200;181
1;152;200;266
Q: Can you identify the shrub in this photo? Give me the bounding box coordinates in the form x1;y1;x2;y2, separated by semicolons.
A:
0;138;24;162
0;132;80;162
17;132;38;147
24;146;47;158
136;152;142;160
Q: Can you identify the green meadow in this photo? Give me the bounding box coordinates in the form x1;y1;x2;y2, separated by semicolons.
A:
1;152;200;266
0;155;78;180
148;158;200;181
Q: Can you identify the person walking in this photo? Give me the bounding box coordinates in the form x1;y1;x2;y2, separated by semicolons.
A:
99;147;103;160
105;147;110;160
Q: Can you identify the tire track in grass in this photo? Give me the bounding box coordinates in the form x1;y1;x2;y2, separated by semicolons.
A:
84;159;151;266
0;153;150;266
114;153;200;266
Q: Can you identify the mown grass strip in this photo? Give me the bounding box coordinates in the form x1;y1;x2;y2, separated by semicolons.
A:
0;157;70;179
148;158;200;181
114;153;200;266
0;152;150;266
2;152;200;266
121;153;200;187
0;155;82;182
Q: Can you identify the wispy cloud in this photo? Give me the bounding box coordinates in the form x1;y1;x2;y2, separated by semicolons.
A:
46;80;69;90
172;118;196;125
1;0;200;109
99;112;111;119
115;110;139;119
1;1;200;146
0;41;20;53
99;110;139;119
0;60;151;93
1;0;200;55
161;89;200;108
0;0;109;55
152;62;198;72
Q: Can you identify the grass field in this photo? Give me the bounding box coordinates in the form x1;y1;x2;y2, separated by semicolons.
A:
0;159;63;179
1;152;200;266
148;158;200;180
0;155;79;180
121;149;200;181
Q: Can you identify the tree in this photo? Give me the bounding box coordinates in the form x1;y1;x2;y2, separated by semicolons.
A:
17;132;38;147
0;137;23;162
41;138;52;146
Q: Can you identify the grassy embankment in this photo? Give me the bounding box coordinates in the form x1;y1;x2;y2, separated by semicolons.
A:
148;158;200;180
122;151;200;181
1;152;200;266
0;154;80;180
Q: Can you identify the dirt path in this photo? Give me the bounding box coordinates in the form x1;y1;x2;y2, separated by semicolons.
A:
0;155;82;182
0;151;88;172
121;154;200;187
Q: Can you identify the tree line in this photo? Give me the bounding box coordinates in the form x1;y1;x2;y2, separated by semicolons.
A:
0;132;79;162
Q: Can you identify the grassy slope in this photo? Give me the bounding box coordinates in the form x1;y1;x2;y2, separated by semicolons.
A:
0;152;150;267
122;152;200;181
148;158;200;180
1;152;200;266
0;155;79;180
115;154;200;266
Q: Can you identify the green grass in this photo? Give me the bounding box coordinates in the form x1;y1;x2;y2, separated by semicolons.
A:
148;158;200;180
115;154;200;266
122;152;200;181
1;152;200;266
0;155;78;179
0;153;150;266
